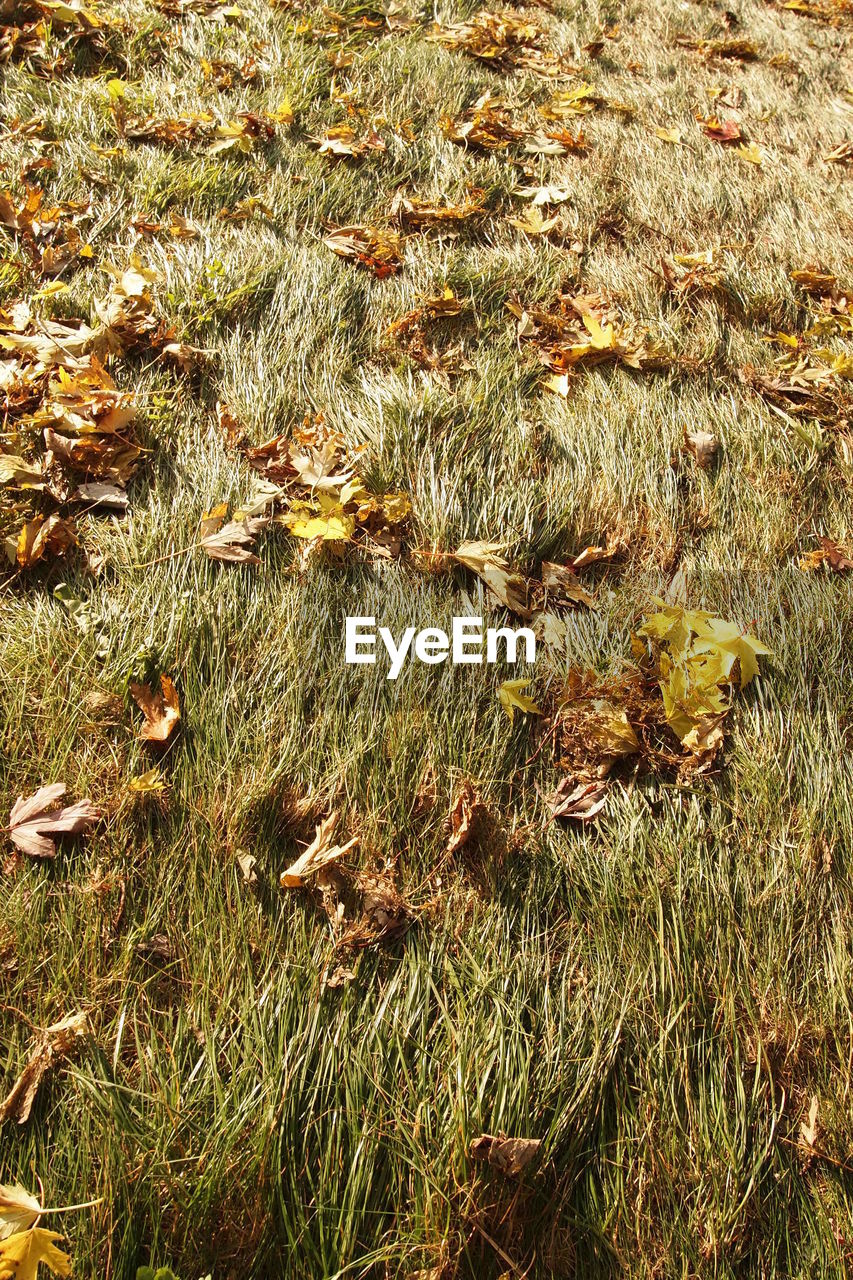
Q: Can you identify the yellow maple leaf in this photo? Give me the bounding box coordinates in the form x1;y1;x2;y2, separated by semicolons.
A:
498;679;542;723
0;1229;71;1280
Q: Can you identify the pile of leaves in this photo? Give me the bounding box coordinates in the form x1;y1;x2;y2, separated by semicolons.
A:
386;286;466;374
0;185;93;280
743;338;853;431
507;290;669;395
430;8;575;78
389;188;486;232
0;258;194;567
278;811;413;981
660;249;727;304
544;602;770;819
113;97;290;154
441;92;588;156
239;416;412;557
0;0;113;75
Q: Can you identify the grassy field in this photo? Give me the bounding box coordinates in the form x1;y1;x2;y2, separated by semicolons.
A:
2;0;853;1274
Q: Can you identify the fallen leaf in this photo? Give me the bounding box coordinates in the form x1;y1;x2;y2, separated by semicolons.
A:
453;541;531;616
0;1012;88;1125
6;784;99;860
0;1186;41;1240
199;506;265;564
129;675;180;743
540;561;595;607
799;537;853;571
470;1133;541;1176
684;429;718;468
698;115;743;143
280;812;358;887
498;678;541;723
543;776;608;821
447;779;485;853
0;1228;71;1279
509;205;560;235
736;141;763;164
127;768;167;794
655;125;682;143
799;1095;819;1151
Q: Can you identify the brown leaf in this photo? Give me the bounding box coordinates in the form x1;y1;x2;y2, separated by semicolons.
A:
453;540;532;617
470;1133;541;1176
280;812;358;887
0;1011;89;1125
799;537;853;571
6;783;99;859
542;776;608;821
540;561;595;607
6;515;76;569
698;115;743;143
447;779;486;853
684;429;718;468
199;506;265;564
129;674;181;743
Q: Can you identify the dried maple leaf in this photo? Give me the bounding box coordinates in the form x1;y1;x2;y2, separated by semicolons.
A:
280;812;358;887
447;779;486;854
431;10;573;76
390;188;485;230
0;1011;88;1124
540;561;595;607
799;537;853;571
790;267;838;295
698;115;744;143
94;256;162;354
684;428;718;467
440;93;526;150
5;515;76;569
129;675;180;743
322;223;402;276
542;776;608;821
470;1133;541;1176
199;504;265;564
453;540;532;616
310;124;385;159
5;784;99;859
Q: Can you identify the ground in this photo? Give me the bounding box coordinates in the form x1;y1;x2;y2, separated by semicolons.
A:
1;0;853;1275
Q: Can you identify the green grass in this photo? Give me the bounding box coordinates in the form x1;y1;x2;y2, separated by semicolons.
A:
2;0;853;1274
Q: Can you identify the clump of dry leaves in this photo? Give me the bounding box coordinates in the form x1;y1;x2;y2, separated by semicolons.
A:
507;290;670;395
540;601;770;820
430;9;574;78
322;223;403;277
240;415;412;557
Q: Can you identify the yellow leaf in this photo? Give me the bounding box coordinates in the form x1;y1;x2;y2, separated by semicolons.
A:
736;142;763;165
543;372;570;396
0;1229;71;1280
498;679;542;723
582;313;615;349
270;97;293;125
655;125;682;144
127;768;166;794
106;78;125;101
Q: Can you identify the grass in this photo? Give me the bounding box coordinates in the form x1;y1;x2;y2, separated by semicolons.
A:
1;0;853;1274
